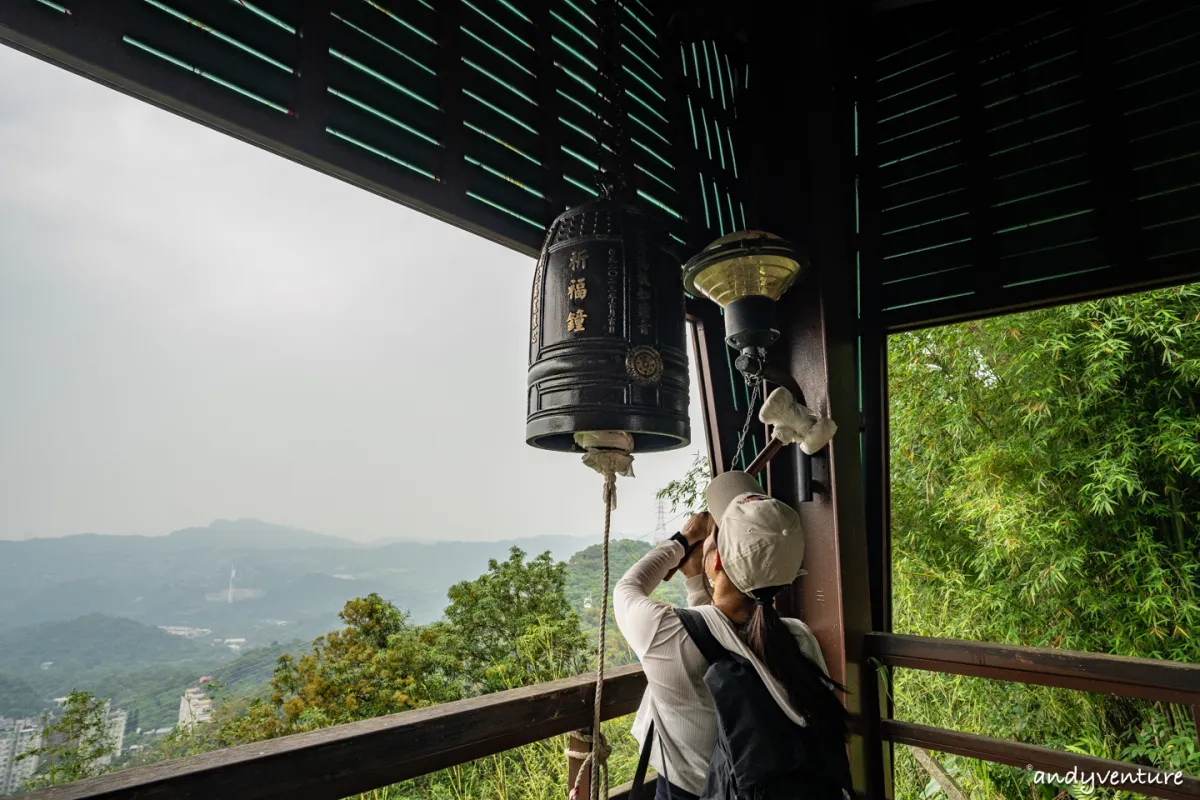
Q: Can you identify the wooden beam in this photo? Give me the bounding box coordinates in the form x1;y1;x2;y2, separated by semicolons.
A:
871;0;940;11
854;3;896;790
23;666;647;800
689;301;742;474
745;438;783;477
869;633;1200;705
883;720;1200;800
1075;0;1144;282
566;730;592;800
743;0;883;796
953;6;1000;306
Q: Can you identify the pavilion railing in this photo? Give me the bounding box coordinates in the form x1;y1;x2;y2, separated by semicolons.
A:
18;636;1200;800
22;666;648;800
868;633;1200;800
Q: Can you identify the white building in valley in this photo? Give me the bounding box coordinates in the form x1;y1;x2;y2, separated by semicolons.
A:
97;707;127;768
158;626;212;639
0;718;44;796
0;700;128;793
177;688;213;730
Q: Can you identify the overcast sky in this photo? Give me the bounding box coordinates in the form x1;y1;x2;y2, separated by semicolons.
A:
0;46;706;543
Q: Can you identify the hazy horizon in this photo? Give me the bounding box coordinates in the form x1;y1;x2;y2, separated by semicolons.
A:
0;515;616;546
0;47;707;543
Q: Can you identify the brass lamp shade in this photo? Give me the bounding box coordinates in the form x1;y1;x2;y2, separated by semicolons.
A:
683;231;806;369
682;231;805;308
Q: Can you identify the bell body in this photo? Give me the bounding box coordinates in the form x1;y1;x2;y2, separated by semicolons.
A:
526;199;690;453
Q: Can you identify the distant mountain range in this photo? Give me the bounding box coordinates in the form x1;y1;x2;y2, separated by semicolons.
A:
0;519;600;638
0;520;668;729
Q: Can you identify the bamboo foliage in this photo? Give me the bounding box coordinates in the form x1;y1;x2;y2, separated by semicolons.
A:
889;285;1200;799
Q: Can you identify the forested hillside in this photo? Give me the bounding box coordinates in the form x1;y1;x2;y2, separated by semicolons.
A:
0;673;43;718
13;543;681;796
566;539;689;666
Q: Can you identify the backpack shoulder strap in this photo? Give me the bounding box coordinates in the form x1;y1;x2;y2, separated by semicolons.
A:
627;720;654;800
674;608;730;665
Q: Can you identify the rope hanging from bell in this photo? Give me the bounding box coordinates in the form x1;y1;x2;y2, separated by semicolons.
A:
569;431;632;800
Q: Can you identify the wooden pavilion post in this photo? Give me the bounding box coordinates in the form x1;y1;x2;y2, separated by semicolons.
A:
566;730;592;799
738;0;888;796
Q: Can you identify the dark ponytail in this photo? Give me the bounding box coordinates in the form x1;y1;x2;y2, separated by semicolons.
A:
741;587;849;740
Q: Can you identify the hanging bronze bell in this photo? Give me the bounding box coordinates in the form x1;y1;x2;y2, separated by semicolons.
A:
526;198;690;453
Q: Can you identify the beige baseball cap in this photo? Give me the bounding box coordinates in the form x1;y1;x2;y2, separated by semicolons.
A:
705;471;805;595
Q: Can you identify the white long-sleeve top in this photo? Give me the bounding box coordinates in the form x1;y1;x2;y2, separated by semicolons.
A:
613;539;830;796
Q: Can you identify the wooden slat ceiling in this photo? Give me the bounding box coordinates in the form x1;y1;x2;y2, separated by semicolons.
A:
0;0;752;258
858;0;1200;331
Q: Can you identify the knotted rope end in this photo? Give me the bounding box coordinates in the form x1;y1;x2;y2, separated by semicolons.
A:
576;431;635;508
567;729;612;799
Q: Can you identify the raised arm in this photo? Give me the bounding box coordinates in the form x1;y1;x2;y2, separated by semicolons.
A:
677;511;716;607
613;539;683;657
614;512;714;657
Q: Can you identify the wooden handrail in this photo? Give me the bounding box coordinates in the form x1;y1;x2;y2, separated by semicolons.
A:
883;720;1200;800
868;632;1200;704
24;666;648;800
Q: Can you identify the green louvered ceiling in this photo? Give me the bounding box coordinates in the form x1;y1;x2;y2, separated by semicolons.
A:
675;31;758;470
681;36;747;240
2;0;752;258
858;0;1200;331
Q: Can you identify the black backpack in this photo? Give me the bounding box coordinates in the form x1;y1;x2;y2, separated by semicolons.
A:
631;608;852;800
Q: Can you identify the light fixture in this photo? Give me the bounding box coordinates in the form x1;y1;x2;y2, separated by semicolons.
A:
683;230;806;376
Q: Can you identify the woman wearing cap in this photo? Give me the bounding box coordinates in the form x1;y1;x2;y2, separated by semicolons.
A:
613;471;848;799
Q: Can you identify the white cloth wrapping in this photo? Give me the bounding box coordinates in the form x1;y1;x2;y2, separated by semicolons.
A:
758;386;838;455
576;430;635;508
580;448;635;479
